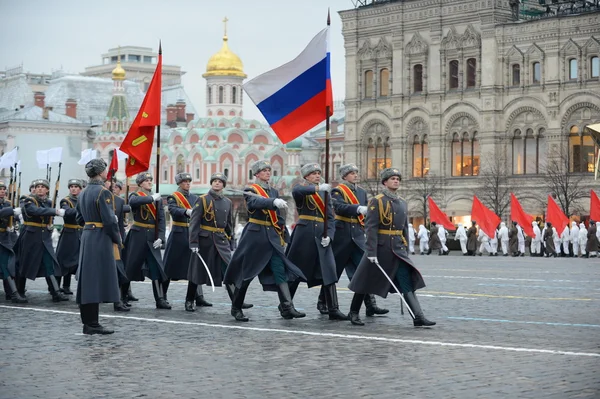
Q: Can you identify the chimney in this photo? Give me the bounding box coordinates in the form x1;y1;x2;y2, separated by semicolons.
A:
65;98;77;119
42;106;53;120
166;104;177;123
186;113;195;124
176;99;186;122
34;92;45;108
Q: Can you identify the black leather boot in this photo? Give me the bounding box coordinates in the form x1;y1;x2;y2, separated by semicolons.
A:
231;282;250;322
6;276;27;303
3;279;11;300
316;286;328;314
113;300;130;312
61;274;73;295
126;284;139;301
47;276;69;302
348;311;364;326
404;291;435;327
195;285;213;307
324;284;349;321
277;283;305;319
16;277;27;297
225;284;252;308
162;279;170;301
185;301;196;312
364;294;389;316
152;280;171;309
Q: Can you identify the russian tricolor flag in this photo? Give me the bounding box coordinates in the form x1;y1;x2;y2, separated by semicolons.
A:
244;27;333;144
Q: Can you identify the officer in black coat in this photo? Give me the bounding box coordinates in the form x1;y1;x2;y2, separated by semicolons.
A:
0;181;26;303
347;168;435;327
55;179;84;295
287;163;348;320
330;163;388;317
76;159;120;334
17;179;69;302
224;160;305;322
124;172;170;309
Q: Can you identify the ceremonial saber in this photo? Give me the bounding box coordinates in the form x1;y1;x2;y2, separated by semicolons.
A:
196;252;215;292
371;258;415;319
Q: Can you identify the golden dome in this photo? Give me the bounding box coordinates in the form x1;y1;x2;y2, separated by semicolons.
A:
203;18;246;78
112;60;126;81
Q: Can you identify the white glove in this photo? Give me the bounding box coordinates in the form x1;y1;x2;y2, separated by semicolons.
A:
153;238;162;249
357;206;368;216
190;247;199;253
273;198;288;209
114;215;119;223
151;193;162;201
321;236;331;247
47;224;54;231
318;183;332;192
56;209;66;217
185;209;192;217
13;207;21;217
7;226;14;233
368;256;379;264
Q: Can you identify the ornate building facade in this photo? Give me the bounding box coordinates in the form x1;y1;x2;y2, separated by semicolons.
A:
339;0;600;224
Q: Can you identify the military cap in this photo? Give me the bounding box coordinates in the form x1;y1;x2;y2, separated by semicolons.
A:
301;163;322;178
210;172;227;187
68;179;83;189
136;172;153;186
175;173;192;185
251;160;271;175
339;163;359;179
380;167;401;184
0;181;6;189
114;180;124;189
32;178;50;189
85;158;107;178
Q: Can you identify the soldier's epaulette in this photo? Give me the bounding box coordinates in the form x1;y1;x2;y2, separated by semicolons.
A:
374;194;384;199
244;186;257;192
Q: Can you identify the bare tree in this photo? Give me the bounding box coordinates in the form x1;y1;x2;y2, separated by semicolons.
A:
474;151;514;217
542;146;588;216
405;173;444;224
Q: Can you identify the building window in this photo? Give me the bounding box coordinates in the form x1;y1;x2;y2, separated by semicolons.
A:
195;166;200;180
128;54;141;62
223;168;229;180
512;64;521;86
176;154;185;174
413;64;423;93
208;87;212;105
248;169;253;180
273;170;279;176
513;129;545;175
366;137;391;179
218;86;224;104
569;125;595;173
163;169;168;182
379;68;389;97
412;135;430;177
449;60;459;89
364;70;373;98
452;132;480;177
532;62;541;84
232;87;237;104
143;56;153;63
591;56;599;78
569;58;578;80
466;58;477;88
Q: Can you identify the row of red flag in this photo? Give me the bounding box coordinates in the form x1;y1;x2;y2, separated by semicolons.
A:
428;192;600;238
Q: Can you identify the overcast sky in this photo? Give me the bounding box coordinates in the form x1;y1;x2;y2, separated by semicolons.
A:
0;0;354;122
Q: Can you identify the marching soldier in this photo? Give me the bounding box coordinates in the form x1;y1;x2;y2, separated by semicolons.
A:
347;168;435;327
329;163;388;317
124;172;170;309
0;181;26;303
55;179;84;295
17;179;69;302
286;163;348;321
467;221;478;256
186;172;232;311
224;160;305;322
76;159;120;334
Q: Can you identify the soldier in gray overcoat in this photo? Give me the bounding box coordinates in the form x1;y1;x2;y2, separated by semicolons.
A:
428;222;443;255
467;221;478;256
287;163;348;321
586;220;599;257
55;179;84;295
17;179;69;302
508;221;520;256
0;181;26;303
124;172;170;309
224;160;305;322
75;159;120;334
544;222;558;257
329;163;388;317
347;168;435;327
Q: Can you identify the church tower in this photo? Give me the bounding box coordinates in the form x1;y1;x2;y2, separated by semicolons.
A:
103;50;130;133
203;17;247;119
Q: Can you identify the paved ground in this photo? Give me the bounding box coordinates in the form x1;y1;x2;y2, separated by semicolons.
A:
1;254;599;399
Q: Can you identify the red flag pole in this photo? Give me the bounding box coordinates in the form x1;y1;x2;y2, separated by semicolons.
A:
322;11;331;240
154;41;162;241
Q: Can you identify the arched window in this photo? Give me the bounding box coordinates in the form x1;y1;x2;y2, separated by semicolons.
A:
466;58;477;88
513;128;543;175
532;62;541;84
232;87;237;104
176;154;185;174
248;169;253;180
413;64;423;93
224;168;229;179
569;125;595;173
449;60;459;89
218;86;224;104
364;70;373;98
591;56;599;78
513;129;524;174
452;132;480;176
364;123;391;179
512;64;520;86
379;68;389;97
208;87;212;105
412;135;429;177
569;59;578;80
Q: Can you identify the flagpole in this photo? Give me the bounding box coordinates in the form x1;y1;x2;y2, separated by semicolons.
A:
154;41;162;241
322;10;331;240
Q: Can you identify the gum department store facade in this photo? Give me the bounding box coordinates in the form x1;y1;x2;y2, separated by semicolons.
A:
339;0;600;225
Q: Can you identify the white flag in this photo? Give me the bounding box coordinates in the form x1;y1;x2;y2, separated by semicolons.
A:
78;148;97;165
36;150;49;169
47;147;63;163
116;148;128;161
0;147;18;169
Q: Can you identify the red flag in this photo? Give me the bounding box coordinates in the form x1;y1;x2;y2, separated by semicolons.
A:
106;153;119;181
590;190;600;221
471;195;501;238
510;193;534;237
120;47;162;176
427;197;454;230
545;195;569;232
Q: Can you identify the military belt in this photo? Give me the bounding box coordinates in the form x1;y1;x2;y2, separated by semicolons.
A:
23;222;46;228
0;228;6;232
335;215;360;224
298;215;324;223
200;225;225;233
172;221;189;227
63;224;82;229
248;218;271;227
85;222;104;228
378;229;404;236
133;221;155;229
